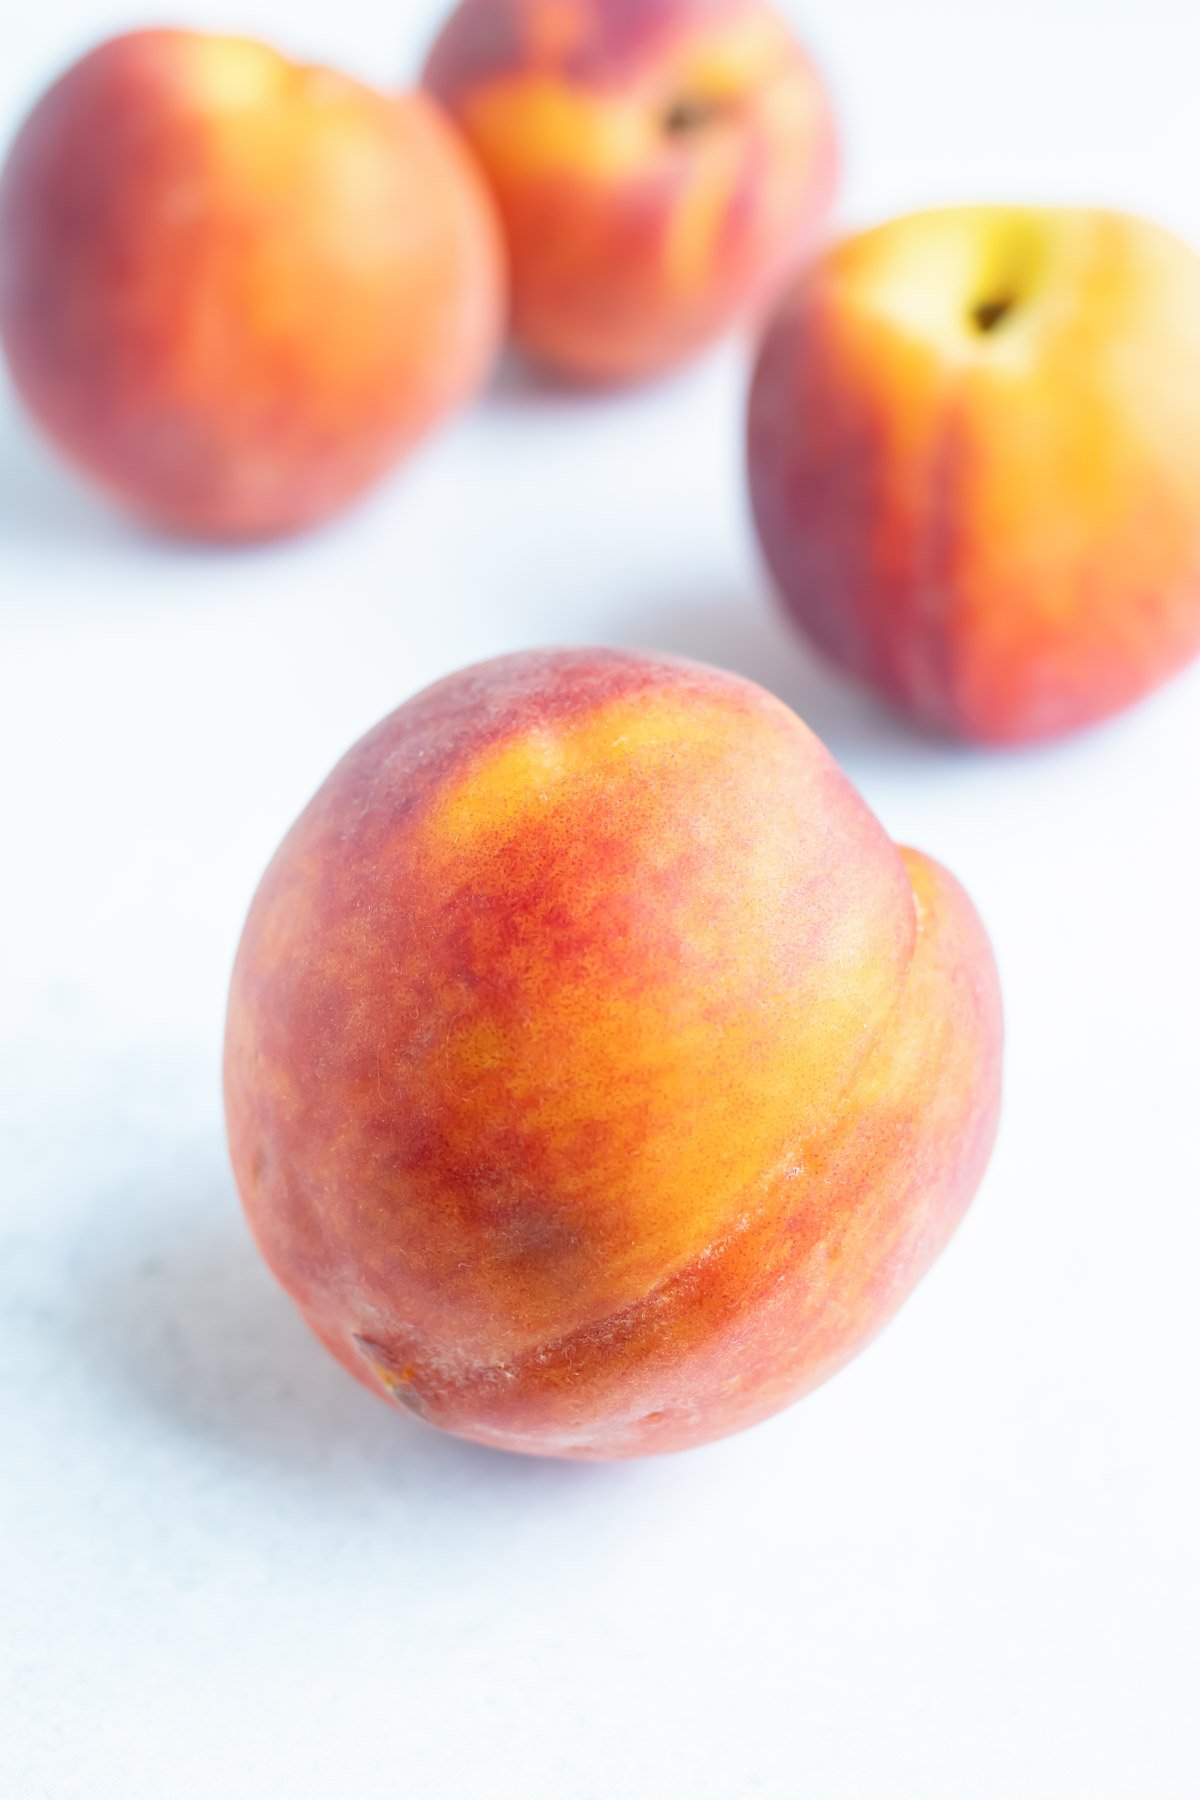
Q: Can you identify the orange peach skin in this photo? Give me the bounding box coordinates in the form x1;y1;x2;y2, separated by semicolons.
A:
423;0;836;383
749;206;1200;742
0;30;504;538
224;649;1002;1459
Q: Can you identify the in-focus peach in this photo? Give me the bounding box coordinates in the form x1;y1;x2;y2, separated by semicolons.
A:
748;205;1200;743
0;29;504;538
224;649;1002;1459
423;0;837;383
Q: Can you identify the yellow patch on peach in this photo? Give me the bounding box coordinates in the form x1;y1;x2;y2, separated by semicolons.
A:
660;140;742;292
460;79;650;184
177;32;284;107
407;681;918;1334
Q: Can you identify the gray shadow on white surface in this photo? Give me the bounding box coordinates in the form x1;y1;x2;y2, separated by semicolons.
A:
0;395;378;563
484;346;618;412
483;343;705;414
72;1158;609;1501
0;399;137;551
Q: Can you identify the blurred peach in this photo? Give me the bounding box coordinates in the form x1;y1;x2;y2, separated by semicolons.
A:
0;29;505;537
749;206;1200;742
424;0;836;383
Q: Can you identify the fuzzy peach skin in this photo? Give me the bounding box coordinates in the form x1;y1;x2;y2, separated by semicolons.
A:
748;206;1200;743
422;0;836;383
224;649;1001;1459
0;29;504;538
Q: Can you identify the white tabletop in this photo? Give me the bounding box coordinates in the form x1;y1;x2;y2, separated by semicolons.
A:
3;3;1198;1796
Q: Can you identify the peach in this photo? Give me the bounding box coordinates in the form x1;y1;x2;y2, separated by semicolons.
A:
0;29;504;538
423;0;836;383
224;649;1002;1459
748;205;1200;743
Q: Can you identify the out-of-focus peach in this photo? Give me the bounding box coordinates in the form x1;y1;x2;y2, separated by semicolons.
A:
423;0;836;383
748;205;1200;742
0;29;504;537
224;649;1001;1459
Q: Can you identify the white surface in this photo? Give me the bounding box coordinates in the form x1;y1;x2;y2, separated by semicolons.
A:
3;2;1199;1796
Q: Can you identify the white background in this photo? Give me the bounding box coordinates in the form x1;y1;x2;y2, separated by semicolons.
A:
3;2;1199;1796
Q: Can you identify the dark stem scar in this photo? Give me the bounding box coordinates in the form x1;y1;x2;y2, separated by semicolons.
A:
969;292;1017;334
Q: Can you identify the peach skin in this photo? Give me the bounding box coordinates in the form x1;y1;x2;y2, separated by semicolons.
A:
224;649;1002;1459
748;205;1200;743
423;0;837;383
0;29;504;538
